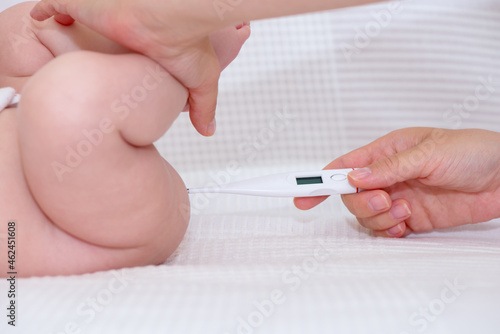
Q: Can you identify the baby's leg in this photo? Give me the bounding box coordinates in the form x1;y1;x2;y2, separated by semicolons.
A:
18;51;190;262
17;23;250;275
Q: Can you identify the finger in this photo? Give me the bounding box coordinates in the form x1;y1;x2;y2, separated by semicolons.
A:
294;144;384;210
341;190;391;218
372;221;408;238
294;196;329;210
294;139;391;210
323;146;379;171
187;53;220;137
187;39;220;137
156;39;220;137
188;81;219;136
348;143;434;190
357;198;412;231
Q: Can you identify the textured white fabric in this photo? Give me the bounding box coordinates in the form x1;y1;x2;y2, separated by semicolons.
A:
0;87;18;110
2;0;500;334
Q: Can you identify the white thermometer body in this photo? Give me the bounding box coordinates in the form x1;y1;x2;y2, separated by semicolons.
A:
187;169;361;197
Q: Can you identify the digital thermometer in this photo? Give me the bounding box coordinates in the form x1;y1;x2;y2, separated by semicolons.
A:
187;168;361;197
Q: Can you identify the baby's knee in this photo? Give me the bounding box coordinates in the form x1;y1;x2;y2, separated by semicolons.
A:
23;51;105;104
21;51;117;126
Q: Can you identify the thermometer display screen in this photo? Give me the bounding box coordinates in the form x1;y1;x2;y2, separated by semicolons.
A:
296;176;323;185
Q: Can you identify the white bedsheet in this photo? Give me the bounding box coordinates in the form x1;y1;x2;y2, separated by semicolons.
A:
2;0;500;333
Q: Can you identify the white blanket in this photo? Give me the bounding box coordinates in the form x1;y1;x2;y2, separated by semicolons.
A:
2;0;500;333
0;87;19;110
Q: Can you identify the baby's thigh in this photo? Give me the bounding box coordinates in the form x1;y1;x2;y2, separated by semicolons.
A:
17;51;189;253
22;50;184;135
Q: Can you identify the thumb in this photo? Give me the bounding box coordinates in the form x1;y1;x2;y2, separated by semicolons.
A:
348;144;432;190
156;38;221;137
188;76;219;137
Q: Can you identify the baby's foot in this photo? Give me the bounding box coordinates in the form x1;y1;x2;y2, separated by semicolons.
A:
209;23;251;71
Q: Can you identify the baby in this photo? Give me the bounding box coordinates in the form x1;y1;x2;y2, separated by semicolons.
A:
0;2;250;277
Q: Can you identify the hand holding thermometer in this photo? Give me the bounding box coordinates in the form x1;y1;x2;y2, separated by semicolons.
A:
187;168;362;197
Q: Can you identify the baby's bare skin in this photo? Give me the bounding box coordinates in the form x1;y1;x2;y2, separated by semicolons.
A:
0;2;250;277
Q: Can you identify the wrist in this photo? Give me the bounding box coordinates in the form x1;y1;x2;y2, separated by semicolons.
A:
174;0;228;33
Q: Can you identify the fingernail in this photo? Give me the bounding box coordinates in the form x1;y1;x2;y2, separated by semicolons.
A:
387;222;405;237
368;194;390;212
349;167;371;181
389;203;411;220
207;119;216;136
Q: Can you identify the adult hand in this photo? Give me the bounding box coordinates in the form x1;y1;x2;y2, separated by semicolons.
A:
31;0;224;136
295;128;500;237
30;0;386;136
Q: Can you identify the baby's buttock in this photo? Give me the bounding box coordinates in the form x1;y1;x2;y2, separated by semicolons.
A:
1;110;95;276
0;107;167;277
0;109;52;229
0;109;65;274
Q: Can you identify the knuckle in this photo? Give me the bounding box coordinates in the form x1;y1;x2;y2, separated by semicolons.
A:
356;216;380;231
377;156;403;184
407;219;433;233
341;194;364;217
357;217;370;229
